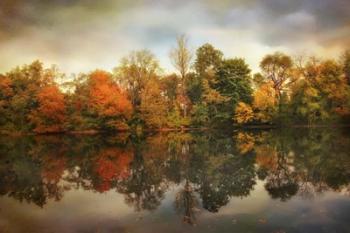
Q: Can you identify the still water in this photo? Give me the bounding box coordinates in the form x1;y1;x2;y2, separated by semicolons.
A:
0;128;349;233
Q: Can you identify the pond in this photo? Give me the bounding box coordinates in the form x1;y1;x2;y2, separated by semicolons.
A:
0;128;349;233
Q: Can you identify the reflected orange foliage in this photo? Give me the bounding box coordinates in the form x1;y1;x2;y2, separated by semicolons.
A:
41;157;67;183
255;145;278;170
94;148;134;192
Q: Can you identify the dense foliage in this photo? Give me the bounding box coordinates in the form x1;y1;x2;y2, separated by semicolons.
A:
0;42;349;134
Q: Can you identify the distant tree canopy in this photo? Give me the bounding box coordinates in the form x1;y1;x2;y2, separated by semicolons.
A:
0;41;349;134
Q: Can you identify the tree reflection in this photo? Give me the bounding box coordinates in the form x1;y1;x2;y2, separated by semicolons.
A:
0;128;349;224
255;144;299;201
175;180;199;225
194;152;256;212
93;148;133;192
117;151;167;211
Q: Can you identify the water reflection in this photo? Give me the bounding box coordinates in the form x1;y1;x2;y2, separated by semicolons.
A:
0;128;349;228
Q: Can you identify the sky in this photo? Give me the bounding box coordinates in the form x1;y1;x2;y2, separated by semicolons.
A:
0;0;349;75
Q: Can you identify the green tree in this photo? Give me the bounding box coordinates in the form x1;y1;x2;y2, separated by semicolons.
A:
290;79;327;124
194;43;223;75
193;44;227;124
216;58;253;121
185;72;202;104
191;103;209;126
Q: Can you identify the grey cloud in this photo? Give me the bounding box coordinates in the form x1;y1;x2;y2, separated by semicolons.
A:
227;0;350;47
0;0;349;74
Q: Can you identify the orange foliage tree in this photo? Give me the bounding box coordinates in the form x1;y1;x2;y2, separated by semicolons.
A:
29;85;66;133
0;75;13;98
0;75;13;128
88;70;133;130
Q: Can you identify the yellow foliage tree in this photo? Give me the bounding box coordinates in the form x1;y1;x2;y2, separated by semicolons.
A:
234;102;254;124
140;78;168;128
252;82;277;123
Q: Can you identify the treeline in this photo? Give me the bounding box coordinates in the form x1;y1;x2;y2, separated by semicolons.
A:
1;36;350;134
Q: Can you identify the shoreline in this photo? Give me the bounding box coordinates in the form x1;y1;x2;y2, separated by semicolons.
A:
0;127;208;136
235;123;350;129
1;124;349;136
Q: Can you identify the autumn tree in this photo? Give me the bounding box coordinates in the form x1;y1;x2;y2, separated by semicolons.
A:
0;75;12;98
289;57;350;123
0;75;13;130
252;82;278;123
289;79;326;124
260;52;293;100
140;77;168;128
313;60;349;117
67;70;132;131
0;61;61;132
160;74;180;106
114;50;160;108
29;85;66;133
234;102;253;124
234;82;277;125
88;70;132;130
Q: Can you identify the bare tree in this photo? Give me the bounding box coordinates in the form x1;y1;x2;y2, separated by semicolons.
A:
169;35;193;117
170;34;193;83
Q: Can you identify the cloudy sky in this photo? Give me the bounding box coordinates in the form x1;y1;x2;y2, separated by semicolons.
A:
0;0;349;74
